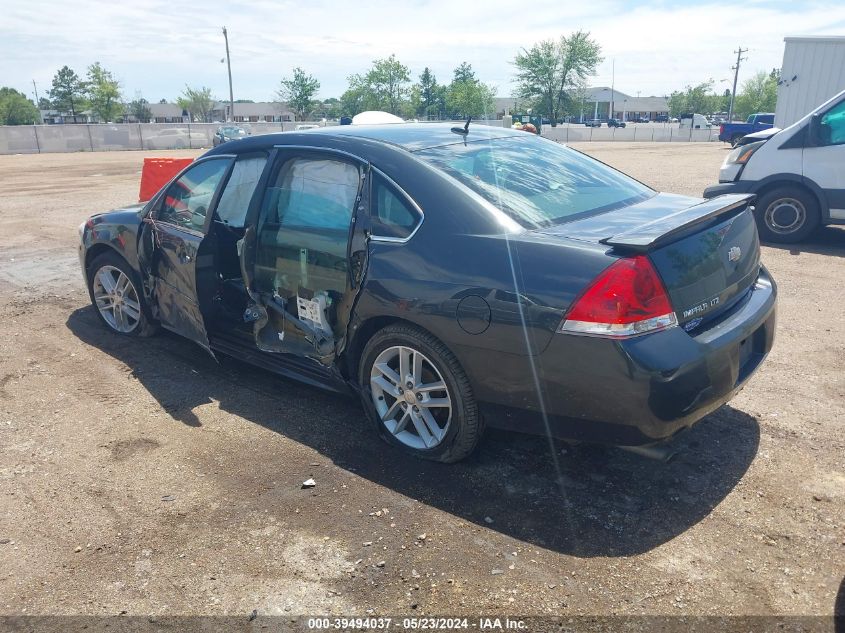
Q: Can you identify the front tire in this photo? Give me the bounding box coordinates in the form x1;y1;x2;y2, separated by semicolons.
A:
359;324;482;463
753;186;820;244
87;251;158;337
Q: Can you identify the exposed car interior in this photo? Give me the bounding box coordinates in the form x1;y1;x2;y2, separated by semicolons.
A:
145;151;371;364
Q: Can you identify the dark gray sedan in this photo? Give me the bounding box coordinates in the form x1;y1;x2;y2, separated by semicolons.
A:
78;124;776;462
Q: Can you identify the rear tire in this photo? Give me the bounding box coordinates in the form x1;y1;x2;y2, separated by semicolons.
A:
87;251;158;337
753;186;820;244
359;324;482;463
730;134;743;147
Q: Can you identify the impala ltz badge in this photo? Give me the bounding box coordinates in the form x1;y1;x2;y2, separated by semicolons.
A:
682;296;720;319
728;246;742;262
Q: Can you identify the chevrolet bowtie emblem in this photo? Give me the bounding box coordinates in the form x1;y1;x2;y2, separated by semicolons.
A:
728;246;742;262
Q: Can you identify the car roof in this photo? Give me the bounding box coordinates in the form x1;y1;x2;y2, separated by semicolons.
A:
207;123;526;155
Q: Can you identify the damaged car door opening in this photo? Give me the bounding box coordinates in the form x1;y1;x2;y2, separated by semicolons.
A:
80;124;776;463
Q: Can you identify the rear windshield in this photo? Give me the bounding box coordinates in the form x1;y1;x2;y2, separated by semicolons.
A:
415;136;654;228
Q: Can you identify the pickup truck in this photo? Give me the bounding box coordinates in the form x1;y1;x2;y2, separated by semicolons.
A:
718;113;775;146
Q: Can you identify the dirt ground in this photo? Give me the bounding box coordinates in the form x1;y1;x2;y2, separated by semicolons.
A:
0;143;842;620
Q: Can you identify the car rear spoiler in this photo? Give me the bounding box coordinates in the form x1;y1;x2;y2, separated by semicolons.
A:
599;194;755;252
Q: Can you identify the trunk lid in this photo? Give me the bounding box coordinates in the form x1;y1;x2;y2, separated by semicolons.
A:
542;192;761;329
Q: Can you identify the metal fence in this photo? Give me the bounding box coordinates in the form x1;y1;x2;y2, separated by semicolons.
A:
0;120;719;155
0;122;294;155
540;124;720;143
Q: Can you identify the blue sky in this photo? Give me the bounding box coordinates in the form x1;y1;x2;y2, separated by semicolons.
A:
2;0;844;104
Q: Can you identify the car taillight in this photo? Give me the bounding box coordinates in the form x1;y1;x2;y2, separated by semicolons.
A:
558;254;677;338
720;124;724;136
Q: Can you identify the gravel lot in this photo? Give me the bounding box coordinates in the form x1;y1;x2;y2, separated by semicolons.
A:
0;143;842;620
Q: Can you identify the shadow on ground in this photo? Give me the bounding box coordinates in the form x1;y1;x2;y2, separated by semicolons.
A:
68;306;759;558
763;225;845;258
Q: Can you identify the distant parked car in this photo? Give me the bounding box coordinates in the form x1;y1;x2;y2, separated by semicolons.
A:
295;124;320;131
145;128;206;150
633;116;650;123
655;114;669;123
679;113;711;130
607;118;627;128
584;119;602;127
213;126;249;147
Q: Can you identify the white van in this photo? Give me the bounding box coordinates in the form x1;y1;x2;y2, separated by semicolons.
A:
679;113;711;129
704;87;845;242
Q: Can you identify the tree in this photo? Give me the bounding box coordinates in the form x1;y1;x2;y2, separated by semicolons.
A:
340;75;371;116
416;67;445;119
513;31;602;125
315;97;342;120
445;62;495;119
366;54;411;115
48;66;86;118
177;85;215;122
733;70;778;120
128;97;152;122
86;62;123;122
0;88;40;125
38;97;52;110
667;81;722;117
339;55;412;116
277;67;320;120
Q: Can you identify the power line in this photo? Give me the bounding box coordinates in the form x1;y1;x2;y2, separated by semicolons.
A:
728;46;748;122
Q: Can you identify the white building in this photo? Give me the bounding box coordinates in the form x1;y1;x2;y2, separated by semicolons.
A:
775;36;845;128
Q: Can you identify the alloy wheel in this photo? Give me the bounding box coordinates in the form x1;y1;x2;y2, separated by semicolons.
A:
370;345;452;450
92;265;142;333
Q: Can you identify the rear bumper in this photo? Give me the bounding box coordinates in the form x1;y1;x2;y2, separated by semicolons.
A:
477;267;777;446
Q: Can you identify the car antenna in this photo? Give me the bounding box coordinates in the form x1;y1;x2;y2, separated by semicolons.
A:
451;116;472;136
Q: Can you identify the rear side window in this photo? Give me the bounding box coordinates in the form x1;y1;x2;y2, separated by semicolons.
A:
254;156;361;297
371;175;420;240
264;158;359;230
215;154;267;227
758;114;774;125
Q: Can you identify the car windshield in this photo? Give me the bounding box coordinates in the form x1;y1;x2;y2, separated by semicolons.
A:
221;127;246;136
415;136;654;228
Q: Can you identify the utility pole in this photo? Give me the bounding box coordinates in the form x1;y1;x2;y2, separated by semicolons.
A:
32;79;42;124
728;46;748;122
222;26;235;122
610;58;615;120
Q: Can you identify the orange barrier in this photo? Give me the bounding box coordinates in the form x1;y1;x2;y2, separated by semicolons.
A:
138;157;194;202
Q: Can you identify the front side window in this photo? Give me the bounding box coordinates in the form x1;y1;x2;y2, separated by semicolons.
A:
215;154;268;227
819;100;845;146
157;159;230;232
416;136;654;228
371;175;420;239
